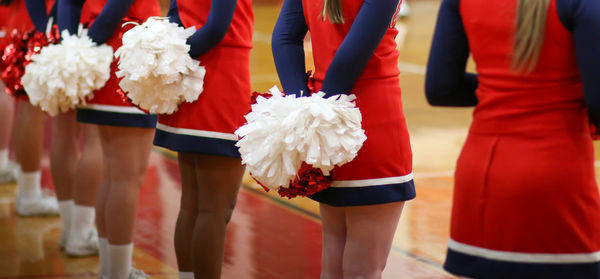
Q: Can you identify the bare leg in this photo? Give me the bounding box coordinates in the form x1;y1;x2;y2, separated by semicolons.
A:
0;88;15;182
342;202;405;279
187;153;245;279
50;110;81;201
14;100;46;173
65;124;103;256
73;124;102;207
174;153;198;273
319;204;347;279
100;126;154;244
13;100;57;216
0;85;14;151
97;125;154;279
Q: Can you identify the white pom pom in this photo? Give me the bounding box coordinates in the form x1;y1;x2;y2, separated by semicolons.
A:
114;17;206;114
22;29;114;116
235;86;367;190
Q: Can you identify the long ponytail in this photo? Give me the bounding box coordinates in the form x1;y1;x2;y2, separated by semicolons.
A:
511;0;550;73
322;0;345;24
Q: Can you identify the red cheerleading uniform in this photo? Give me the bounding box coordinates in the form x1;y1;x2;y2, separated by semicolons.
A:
0;3;32;48
76;0;160;128
1;0;53;100
153;0;254;157
426;0;600;277
298;0;414;206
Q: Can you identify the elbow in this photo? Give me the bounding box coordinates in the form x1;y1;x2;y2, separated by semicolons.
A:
425;82;450;106
204;26;228;46
425;93;449;107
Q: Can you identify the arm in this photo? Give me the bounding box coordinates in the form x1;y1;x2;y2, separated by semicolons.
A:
557;0;600;125
57;0;85;35
424;0;477;107
25;0;49;32
319;0;400;95
186;0;237;58
271;0;309;96
87;0;134;44
166;0;183;26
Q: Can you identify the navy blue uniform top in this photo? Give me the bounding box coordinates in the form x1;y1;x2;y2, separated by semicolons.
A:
425;0;600;124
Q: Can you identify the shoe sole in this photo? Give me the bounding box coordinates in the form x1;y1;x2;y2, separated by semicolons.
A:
16;210;59;217
65;247;99;257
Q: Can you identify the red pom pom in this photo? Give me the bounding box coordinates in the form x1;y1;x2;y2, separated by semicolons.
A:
117;88;149;114
250;90;274;105
1;29;27;97
250;162;332;199
1;26;60;98
277;162;332;199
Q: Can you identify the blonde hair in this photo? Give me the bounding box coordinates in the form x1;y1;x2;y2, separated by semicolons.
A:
322;0;345;24
511;0;550;73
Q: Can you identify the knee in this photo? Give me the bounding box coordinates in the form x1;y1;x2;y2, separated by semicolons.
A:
196;200;237;225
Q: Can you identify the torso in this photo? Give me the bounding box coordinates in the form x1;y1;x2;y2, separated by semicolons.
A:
175;0;253;49
81;0;161;23
461;0;585;134
302;0;401;82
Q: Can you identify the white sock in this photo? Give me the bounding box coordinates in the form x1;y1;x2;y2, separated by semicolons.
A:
179;272;194;279
69;204;95;240
98;238;109;277
58;200;74;236
18;170;42;199
108;243;133;279
0;149;8;170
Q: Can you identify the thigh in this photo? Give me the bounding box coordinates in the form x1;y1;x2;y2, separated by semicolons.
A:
178;152;199;212
192;154;245;211
343;202;405;268
99;126;155;180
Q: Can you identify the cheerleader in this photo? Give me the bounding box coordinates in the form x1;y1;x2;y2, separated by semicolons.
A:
9;0;59;216
58;0;159;278
426;0;600;278
151;0;252;278
0;2;16;183
272;0;414;277
24;0;100;257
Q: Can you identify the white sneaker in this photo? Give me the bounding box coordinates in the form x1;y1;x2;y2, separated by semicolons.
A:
65;228;99;257
58;231;68;250
15;192;59;216
398;1;411;17
129;268;149;279
0;161;17;183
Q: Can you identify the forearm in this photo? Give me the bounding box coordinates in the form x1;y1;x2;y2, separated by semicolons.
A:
271;0;309;95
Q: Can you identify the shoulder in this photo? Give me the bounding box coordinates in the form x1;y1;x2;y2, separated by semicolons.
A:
556;0;600;32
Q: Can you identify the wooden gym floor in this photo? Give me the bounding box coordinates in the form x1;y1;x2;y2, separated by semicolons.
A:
3;0;600;278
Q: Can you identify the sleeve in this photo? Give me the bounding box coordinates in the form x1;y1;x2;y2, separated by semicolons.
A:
271;0;309;96
25;0;50;32
57;0;85;35
319;0;400;96
186;0;237;58
166;0;183;26
557;0;600;126
424;0;478;107
86;0;135;44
